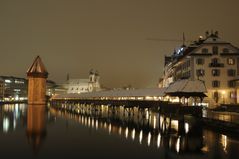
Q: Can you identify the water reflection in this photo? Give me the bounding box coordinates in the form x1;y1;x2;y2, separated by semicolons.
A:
50;106;204;154
0;104;27;132
26;105;46;152
0;103;239;159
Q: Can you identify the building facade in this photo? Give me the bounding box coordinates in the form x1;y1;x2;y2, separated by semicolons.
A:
0;76;28;101
67;70;101;94
160;31;239;107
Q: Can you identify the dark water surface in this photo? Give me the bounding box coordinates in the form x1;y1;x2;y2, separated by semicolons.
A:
0;103;239;159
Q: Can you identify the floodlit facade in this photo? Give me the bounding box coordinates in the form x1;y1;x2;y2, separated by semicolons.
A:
159;31;239;107
66;69;101;94
27;56;48;105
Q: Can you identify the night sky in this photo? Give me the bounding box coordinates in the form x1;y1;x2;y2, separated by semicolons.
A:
0;0;239;88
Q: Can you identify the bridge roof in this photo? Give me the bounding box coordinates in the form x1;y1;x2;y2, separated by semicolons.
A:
53;88;166;99
165;79;207;97
52;79;207;100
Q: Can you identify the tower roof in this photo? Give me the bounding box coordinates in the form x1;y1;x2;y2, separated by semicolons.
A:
27;56;48;78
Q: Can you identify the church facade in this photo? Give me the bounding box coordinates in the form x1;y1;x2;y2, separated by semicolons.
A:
66;70;101;94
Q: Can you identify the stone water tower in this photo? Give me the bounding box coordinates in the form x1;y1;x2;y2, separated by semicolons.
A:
27;56;48;105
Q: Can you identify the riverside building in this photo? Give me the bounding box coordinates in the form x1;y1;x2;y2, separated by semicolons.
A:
159;31;239;107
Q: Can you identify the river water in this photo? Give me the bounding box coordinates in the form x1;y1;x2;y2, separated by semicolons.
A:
0;103;238;159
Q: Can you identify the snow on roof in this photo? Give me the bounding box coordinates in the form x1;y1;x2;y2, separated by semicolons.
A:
68;79;89;84
165;79;206;93
53;87;166;99
203;36;228;44
52;79;207;100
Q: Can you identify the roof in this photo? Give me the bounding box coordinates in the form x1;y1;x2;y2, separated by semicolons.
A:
53;88;167;99
27;56;48;78
68;79;89;84
165;79;207;97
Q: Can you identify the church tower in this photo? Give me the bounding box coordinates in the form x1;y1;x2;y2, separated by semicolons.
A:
27;56;48;105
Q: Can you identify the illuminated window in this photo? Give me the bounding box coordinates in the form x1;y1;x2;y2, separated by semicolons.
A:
230;91;236;98
227;58;235;65
4;79;11;83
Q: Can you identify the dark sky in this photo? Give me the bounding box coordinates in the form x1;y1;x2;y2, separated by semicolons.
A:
0;0;239;88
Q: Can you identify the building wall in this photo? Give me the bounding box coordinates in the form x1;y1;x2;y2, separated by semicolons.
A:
28;77;46;105
0;76;27;101
67;71;101;94
192;44;238;105
160;33;239;107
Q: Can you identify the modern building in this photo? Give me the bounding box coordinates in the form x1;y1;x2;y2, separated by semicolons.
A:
0;76;28;101
66;69;101;94
0;75;56;102
159;31;239;107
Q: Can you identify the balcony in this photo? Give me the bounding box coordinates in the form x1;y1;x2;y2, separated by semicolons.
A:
208;63;224;67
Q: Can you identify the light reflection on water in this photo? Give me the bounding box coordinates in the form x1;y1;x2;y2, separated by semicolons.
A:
0;103;239;159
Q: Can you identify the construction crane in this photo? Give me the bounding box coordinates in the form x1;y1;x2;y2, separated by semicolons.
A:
146;33;192;46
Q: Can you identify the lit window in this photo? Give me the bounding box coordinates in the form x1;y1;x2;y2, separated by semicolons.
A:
227;58;235;65
5;80;11;83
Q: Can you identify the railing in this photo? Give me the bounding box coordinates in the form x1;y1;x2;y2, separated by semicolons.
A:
203;109;239;124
